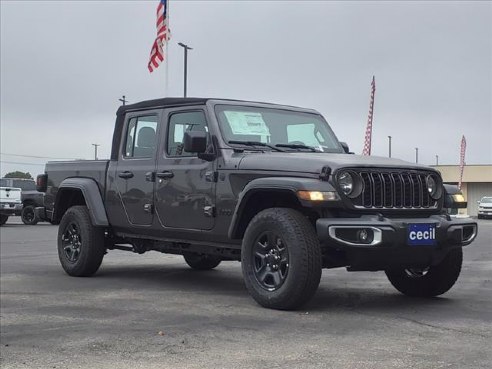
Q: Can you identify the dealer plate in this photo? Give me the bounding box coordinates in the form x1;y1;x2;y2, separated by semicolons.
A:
407;223;436;246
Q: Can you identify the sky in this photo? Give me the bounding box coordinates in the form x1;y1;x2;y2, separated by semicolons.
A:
1;0;491;177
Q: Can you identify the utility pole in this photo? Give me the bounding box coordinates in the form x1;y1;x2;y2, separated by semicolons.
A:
178;42;193;97
119;95;128;105
415;147;419;164
92;144;100;160
388;136;392;158
435;155;439;166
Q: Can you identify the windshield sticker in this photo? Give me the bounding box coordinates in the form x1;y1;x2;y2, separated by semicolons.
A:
223;111;270;136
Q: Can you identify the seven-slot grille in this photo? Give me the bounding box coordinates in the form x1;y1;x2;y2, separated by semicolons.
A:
348;170;438;209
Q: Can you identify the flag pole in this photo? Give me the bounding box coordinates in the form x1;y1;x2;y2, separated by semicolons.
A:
165;0;170;97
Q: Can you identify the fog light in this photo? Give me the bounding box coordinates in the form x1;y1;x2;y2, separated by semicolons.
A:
357;229;374;244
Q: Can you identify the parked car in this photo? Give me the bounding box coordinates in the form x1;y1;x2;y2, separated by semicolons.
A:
477;196;492;219
0;186;22;225
35;97;478;309
0;178;45;225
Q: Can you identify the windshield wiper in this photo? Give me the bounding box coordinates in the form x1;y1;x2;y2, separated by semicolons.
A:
275;143;318;152
228;140;285;152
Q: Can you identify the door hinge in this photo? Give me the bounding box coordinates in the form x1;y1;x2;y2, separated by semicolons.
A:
205;171;218;182
204;205;215;217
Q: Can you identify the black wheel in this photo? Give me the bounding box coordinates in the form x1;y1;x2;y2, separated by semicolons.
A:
385;248;463;297
21;205;39;225
57;206;105;277
241;208;322;310
183;253;222;270
0;215;8;226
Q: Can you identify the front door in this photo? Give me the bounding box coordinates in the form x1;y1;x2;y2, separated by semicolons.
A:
114;112;160;226
155;108;215;230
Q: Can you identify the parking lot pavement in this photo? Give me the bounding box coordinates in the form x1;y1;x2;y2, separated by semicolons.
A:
1;217;491;369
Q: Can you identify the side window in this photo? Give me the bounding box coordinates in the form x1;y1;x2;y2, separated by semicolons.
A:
167;111;208;157
124;116;158;158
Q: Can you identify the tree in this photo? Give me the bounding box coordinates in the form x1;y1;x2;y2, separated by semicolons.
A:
4;171;33;179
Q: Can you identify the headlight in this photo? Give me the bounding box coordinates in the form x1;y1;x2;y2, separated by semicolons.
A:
338;171;354;196
426;175;442;199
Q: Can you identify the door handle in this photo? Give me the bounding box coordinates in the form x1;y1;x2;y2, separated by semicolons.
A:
118;171;134;179
156;171;174;179
145;172;155;182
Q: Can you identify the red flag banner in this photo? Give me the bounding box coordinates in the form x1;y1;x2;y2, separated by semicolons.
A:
458;135;466;190
148;0;170;73
362;76;376;156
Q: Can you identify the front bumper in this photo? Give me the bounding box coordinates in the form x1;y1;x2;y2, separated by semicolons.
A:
316;214;477;270
0;203;22;216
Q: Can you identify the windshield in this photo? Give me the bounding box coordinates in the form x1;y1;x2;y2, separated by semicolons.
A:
481;198;492;203
215;105;342;153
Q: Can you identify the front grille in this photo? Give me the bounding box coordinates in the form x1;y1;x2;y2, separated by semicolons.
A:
349;170;438;209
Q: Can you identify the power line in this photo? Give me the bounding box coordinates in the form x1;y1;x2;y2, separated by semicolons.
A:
0;160;47;166
0;152;78;160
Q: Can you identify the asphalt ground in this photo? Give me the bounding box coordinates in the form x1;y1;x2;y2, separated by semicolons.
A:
1;217;491;369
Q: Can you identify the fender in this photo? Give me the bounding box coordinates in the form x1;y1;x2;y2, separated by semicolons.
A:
55;178;109;226
228;176;337;239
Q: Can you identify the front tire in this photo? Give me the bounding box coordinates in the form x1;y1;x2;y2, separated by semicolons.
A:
183;253;222;270
57;206;105;277
385;248;463;297
241;208;322;310
0;215;8;226
21;205;39;225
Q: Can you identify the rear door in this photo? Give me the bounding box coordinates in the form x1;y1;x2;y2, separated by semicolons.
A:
154;107;216;230
114;111;161;226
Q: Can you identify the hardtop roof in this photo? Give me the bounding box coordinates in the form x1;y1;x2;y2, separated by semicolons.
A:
116;97;319;115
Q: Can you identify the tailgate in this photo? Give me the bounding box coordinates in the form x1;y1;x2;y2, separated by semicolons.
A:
0;187;22;203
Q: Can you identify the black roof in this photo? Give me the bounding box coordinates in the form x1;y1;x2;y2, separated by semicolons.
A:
116;97;211;116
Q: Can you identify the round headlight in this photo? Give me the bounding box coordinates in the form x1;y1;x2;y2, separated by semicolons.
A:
338;171;354;196
426;175;441;199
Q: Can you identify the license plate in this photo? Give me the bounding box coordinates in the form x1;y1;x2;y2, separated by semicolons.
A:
408;223;436;246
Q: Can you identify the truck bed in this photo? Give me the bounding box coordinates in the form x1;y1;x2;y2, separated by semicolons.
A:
44;160;109;210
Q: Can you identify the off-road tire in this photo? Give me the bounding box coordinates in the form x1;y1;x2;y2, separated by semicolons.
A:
241;208;322;310
57;206;105;277
0;215;8;226
183;253;222;270
385;248;463;297
21;205;39;225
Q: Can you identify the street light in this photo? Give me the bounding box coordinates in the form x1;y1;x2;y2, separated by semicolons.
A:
92;144;100;160
388;136;392;158
435;155;439;166
178;42;193;98
415;147;419;164
119;95;128;105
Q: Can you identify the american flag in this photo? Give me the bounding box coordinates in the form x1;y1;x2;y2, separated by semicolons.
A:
148;0;170;73
458;135;466;190
362;76;376;156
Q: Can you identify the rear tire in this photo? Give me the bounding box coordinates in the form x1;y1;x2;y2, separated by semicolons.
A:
21;205;39;225
57;206;105;277
241;208;322;310
183;253;222;270
0;215;8;225
385;248;463;297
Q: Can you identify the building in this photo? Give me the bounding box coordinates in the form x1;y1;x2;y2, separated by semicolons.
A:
433;165;492;217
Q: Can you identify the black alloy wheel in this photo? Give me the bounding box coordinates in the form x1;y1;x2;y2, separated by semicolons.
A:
61;222;83;263
21;205;38;225
252;231;289;291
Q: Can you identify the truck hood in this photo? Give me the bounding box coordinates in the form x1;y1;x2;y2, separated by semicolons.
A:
237;152;437;174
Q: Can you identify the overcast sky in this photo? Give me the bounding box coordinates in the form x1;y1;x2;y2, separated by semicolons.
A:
1;0;491;177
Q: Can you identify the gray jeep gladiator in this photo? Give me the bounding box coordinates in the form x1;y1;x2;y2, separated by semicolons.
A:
36;98;478;309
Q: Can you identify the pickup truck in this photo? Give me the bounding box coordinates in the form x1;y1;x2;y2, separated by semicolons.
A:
0;178;44;225
35;97;478;310
0;186;22;225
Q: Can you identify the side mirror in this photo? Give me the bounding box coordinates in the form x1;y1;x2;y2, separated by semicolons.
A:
183;131;207;153
340;142;353;154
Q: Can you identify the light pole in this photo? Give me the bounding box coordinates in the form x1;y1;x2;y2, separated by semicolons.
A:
119;95;128;105
178;42;193;98
435;155;439;166
92;144;100;160
388;136;392;158
415;147;419;164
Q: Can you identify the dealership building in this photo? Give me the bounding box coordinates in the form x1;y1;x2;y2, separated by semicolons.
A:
433;165;492;217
